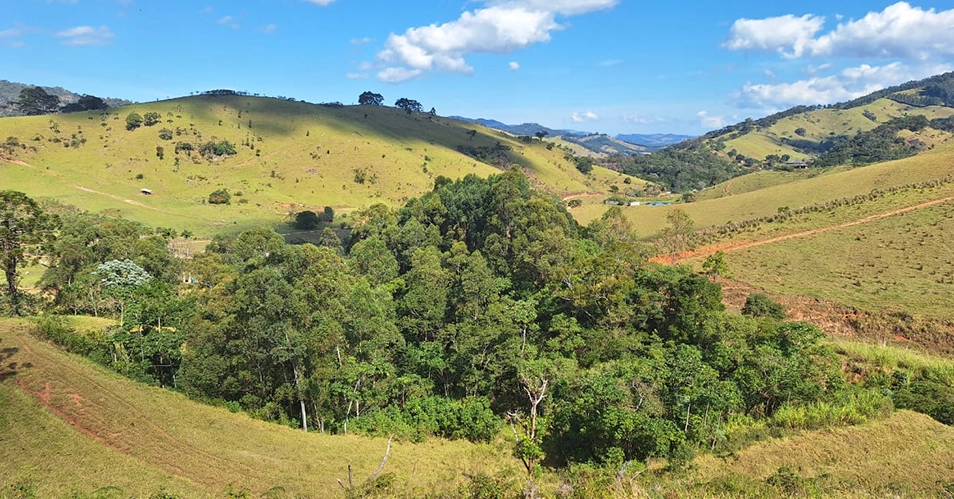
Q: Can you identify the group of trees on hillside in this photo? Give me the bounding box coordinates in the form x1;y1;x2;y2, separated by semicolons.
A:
3;171;922;479
15;86;109;116
604;140;749;192
359;91;433;115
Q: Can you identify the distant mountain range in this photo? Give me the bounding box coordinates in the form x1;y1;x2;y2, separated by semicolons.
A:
0;80;133;117
448;116;693;154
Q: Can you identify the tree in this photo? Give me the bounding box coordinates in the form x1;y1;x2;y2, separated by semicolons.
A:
61;95;108;113
534;131;548;140
294;210;320;230
320;206;335;223
395;98;423;114
0;191;58;315
126;112;143;131
701;251;730;281
658;209;694;264
742;293;786;320
358;91;384;106
16;87;60;116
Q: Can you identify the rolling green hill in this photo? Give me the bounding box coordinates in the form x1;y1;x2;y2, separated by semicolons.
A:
0;94;644;237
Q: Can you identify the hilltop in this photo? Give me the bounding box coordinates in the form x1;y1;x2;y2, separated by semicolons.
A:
0;92;646;237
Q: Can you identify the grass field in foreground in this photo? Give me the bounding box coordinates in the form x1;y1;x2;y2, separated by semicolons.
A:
0;319;516;498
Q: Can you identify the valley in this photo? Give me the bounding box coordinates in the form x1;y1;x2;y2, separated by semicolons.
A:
4;72;954;499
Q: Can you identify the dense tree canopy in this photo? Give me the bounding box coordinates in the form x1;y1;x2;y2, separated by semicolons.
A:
358;91;384;106
395;98;423;114
22;168;909;476
16;86;61;116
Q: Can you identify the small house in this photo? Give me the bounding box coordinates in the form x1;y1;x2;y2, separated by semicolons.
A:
140;188;153;196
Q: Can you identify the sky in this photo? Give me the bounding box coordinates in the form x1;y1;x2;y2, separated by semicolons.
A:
3;0;954;135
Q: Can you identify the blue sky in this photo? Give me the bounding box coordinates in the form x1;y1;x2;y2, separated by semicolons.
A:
3;0;954;135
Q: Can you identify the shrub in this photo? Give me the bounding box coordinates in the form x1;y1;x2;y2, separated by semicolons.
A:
293;210;320;230
158;128;174;140
208;189;231;205
125;112;143;131
742;293;786;320
143;112;161;126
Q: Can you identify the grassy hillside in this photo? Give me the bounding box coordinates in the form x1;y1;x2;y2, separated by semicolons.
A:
575;142;954;235
0;318;517;498
685;410;954;497
5;316;954;498
716;98;954;162
0;94;642;237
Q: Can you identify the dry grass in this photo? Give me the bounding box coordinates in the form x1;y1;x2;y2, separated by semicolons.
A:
688;410;954;497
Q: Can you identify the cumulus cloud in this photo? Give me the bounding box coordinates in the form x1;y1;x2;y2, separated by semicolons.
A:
56;25;114;46
372;0;618;82
509;61;520;71
571;111;599;122
378;67;423;84
736;62;951;108
726;2;954;60
725;14;825;58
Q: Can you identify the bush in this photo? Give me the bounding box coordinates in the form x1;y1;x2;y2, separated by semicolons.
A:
293;210;320;230
742;293;786;320
199;140;237;158
143;112;161;127
125;112;143;131
158;128;174;140
208;189;231;205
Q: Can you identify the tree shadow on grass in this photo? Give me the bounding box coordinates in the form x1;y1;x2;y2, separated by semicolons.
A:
0;345;31;382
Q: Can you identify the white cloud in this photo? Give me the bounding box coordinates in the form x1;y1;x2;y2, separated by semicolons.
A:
810;2;954;60
217;16;240;29
598;59;623;67
509;61;520;71
378;67;423;84
725;14;825;58
304;0;336;5
736;62;951;108
571;111;599;122
262;24;277;34
0;28;22;37
726;2;954;60
697;111;724;129
373;0;617;83
346;72;369;80
56;25;114;46
351;37;373;45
